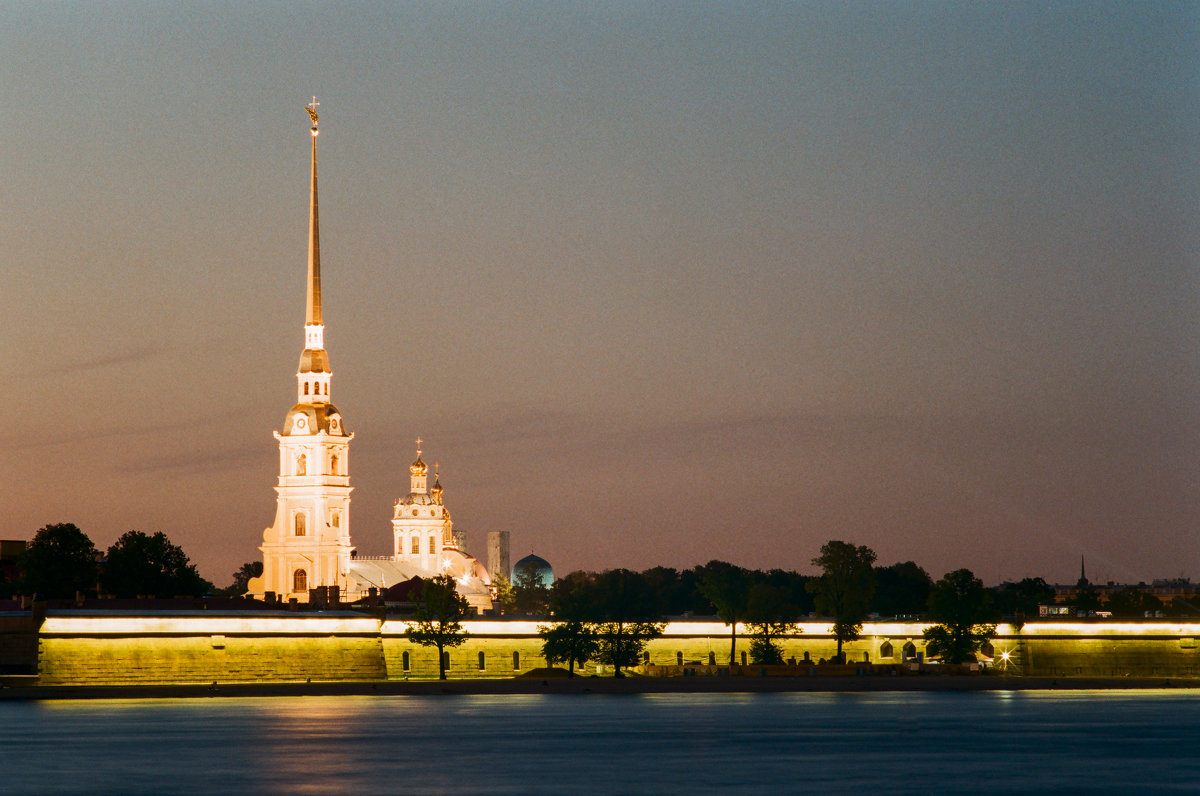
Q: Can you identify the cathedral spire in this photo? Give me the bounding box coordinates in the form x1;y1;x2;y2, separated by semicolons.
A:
305;96;322;328
296;98;331;405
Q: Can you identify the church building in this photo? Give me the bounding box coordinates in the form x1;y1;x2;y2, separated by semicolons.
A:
248;102;492;611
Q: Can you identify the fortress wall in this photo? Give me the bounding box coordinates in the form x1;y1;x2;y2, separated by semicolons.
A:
993;623;1200;678
30;614;1200;684
36;613;385;686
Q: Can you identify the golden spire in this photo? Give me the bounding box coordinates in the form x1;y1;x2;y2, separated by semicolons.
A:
305;97;322;328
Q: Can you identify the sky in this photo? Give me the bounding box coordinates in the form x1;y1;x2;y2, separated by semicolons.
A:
3;1;1198;588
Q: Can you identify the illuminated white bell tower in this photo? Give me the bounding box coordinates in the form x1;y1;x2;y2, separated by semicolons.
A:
257;98;355;601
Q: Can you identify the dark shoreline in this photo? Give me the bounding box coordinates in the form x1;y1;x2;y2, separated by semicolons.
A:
4;675;1200;701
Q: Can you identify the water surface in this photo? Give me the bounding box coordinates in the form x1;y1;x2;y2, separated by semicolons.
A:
5;690;1199;794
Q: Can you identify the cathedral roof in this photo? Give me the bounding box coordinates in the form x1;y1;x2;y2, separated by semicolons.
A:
298;348;330;373
283;402;346;435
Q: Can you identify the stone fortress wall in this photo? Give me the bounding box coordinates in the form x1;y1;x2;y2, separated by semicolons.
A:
14;612;1200;686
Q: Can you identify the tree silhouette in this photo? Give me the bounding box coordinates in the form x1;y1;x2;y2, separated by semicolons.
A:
923;568;997;664
101;531;209;598
808;540;876;663
538;621;598;677
744;582;800;665
404;574;470;679
19;523;98;599
697;561;752;665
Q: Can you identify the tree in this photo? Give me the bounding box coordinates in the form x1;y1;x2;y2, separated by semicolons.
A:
1072;585;1103;616
873;561;934;618
696;560;752;665
590;569;664;678
490;574;516;615
808;540;876;663
404;574;471;679
923;568;997;664
18;523;99;599
512;565;550;615
538;621;598;677
744;582;801;665
225;561;263;596
1106;587;1163;618
100;531;210;598
992;577;1055;619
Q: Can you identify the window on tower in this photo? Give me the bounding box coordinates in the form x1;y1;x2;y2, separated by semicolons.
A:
293;569;307;592
428;536;437;555
295;513;306;536
411;537;419;555
330;454;339;475
331;511;340;528
304;383;309;395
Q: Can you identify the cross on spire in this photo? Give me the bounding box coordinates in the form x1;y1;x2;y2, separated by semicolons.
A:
416;437;422;456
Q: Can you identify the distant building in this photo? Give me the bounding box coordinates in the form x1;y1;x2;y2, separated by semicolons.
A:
512;553;554;589
488;532;510;583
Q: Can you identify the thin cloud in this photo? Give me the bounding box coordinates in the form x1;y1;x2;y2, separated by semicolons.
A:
24;344;168;377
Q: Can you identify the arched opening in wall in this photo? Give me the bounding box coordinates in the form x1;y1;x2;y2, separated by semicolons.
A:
428;537;436;555
293;569;307;592
296;454;306;476
512;651;520;670
330;455;339;475
902;642;917;661
708;652;716;665
478;652;486;670
410;537;419;555
676;652;683;666
294;513;306;536
880;641;894;659
402;651;410;671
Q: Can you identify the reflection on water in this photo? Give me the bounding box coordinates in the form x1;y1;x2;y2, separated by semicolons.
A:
7;690;1200;794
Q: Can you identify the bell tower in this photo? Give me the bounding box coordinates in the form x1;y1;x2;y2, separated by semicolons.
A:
256;99;355;601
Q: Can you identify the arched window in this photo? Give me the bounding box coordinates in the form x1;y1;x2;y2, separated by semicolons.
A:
293;569;307;592
902;642;917;661
294;513;306;536
402;651;410;671
410;536;419;555
880;641;894;658
304;383;309;395
330;454;339;475
478;652;486;670
512;651;520;670
428;536;437;555
324;383;328;395
296;454;306;476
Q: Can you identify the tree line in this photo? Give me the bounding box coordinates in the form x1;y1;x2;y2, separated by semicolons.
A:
408;541;1018;674
7;523;212;600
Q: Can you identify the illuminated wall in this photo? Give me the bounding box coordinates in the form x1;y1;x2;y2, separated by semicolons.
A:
29;614;1200;685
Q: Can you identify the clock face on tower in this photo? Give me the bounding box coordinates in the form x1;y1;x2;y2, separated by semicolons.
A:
294;414;307;431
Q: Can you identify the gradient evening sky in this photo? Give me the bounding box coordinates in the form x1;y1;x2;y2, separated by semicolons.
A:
3;2;1198;588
